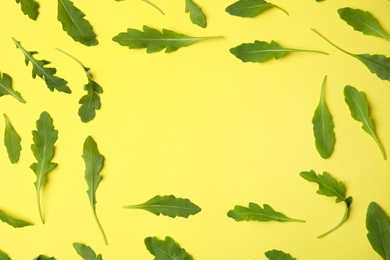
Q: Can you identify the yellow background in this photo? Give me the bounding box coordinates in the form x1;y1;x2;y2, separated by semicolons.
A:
0;0;389;259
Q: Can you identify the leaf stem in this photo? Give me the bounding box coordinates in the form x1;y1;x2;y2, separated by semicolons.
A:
92;208;108;245
55;48;91;78
317;200;349;238
36;189;44;224
286;48;329;55
273;4;289;16
142;0;165;15
311;29;354;56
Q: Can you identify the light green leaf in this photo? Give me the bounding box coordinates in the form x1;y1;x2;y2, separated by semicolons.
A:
112;25;221;53
344;85;386;160
0;72;25;103
33;256;56;260
3;114;22;164
225;0;288;18
0;209;32;228
366;202;390;260
338;8;390;42
312;76;335;159
12;38;71;94
73;242;103;260
30;112;58;224
227;203;305;223
82;136;107;245
230;40;327;63
185;0;207;28
0;249;11;260
15;0;39;20
265;250;296;260
57;0;98;46
124;195;201;218
145;236;193;260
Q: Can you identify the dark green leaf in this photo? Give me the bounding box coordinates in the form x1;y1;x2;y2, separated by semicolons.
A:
312;76;335;159
265;250;296;260
0;209;32;228
73;242;103;260
185;0;207;28
227;203;305;222
366;202;390;260
0;249;11;260
344;85;386;160
0;72;25;103
124;195;201;218
3;114;22;164
15;0;39;20
225;0;288;18
145;236;193;260
57;0;98;46
33;256;56;260
12;38;71;94
30;112;58;224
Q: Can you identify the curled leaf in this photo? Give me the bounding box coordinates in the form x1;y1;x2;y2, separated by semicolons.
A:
185;0;207;28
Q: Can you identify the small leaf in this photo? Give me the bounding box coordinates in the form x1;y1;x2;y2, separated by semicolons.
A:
0;249;11;260
338;8;390;42
15;0;39;20
145;236;193;260
225;0;288;17
312;76;335;159
366;202;390;260
73;242;103;260
0;209;32;228
0;72;25;103
12;38;71;94
57;0;98;46
230;40;327;63
33;256;56;260
344;85;386;160
3;114;22;164
124;195;201;218
265;250;296;260
112;25;222;53
227;203;305;222
185;0;207;28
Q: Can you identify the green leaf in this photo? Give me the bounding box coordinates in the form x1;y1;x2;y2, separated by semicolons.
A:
57;0;98;46
0;249;11;260
185;0;207;28
300;170;353;238
338;8;390;42
344;85;386;160
82;136;107;245
12;38;71;94
366;202;390;260
33;256;56;260
15;0;39;20
112;25;222;53
124;195;201;218
312;76;335;159
3;114;22;164
145;236;193;260
265;250;296;260
30;112;58;224
0;72;25;103
0;209;32;228
225;0;288;18
230;40;328;63
227;203;305;222
73;242;103;260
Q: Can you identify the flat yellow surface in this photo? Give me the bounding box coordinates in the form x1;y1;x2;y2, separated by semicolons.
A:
0;0;389;259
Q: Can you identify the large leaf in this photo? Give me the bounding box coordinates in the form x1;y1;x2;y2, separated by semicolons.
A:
0;72;25;103
15;0;39;20
312;76;335;159
12;38;71;94
366;202;390;260
0;250;11;260
227;203;304;222
145;236;193;260
82;136;107;245
338;8;390;41
225;0;288;18
57;0;98;46
30;112;58;224
185;0;207;28
112;25;221;53
3;114;22;164
344;85;386;160
0;209;32;228
265;250;296;260
124;195;201;218
73;242;103;260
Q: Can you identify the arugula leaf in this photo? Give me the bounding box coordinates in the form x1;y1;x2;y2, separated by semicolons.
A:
56;49;103;123
227;203;305;223
124;195;201;218
230;40;328;63
112;25;222;53
30;112;58;224
300;170;353;238
185;0;207;28
73;242;103;260
265;250;296;260
145;236;193;260
0;72;25;103
0;249;11;260
312;76;335;159
82;136;107;245
0;209;32;228
16;0;39;20
338;8;390;42
57;0;98;46
225;0;288;18
33;256;56;260
3;114;22;164
115;0;165;15
312;29;390;82
366;202;390;260
11;38;71;94
344;85;386;160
